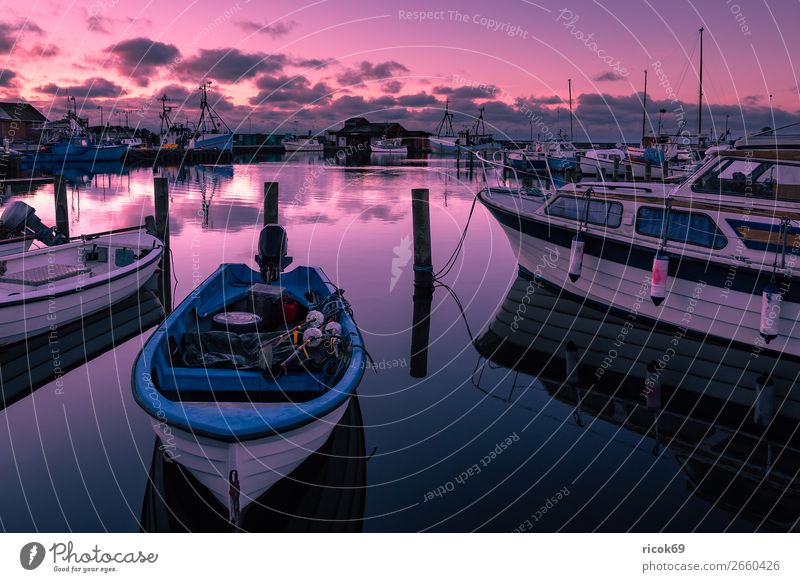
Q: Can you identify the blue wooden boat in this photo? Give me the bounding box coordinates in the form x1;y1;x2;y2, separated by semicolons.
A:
132;225;365;523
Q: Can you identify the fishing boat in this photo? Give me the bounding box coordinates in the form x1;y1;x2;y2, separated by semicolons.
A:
189;82;233;152
370;136;407;154
283;135;324;152
478;149;800;358
458;107;501;152
132;223;366;524
429;99;460;154
0;225;162;346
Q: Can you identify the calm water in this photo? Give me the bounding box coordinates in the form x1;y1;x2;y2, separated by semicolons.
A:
0;155;795;532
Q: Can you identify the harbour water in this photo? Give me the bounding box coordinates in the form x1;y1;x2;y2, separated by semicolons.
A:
0;156;795;532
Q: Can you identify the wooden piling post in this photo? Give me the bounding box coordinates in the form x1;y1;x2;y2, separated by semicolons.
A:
644;160;652;181
661;160;669;179
575;152;583;182
624;164;633;182
154;176;172;314
410;188;434;378
411;188;432;272
264;182;279;225
613;158;620;182
53;175;69;238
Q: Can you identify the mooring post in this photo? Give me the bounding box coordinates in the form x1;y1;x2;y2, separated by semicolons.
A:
575;152;583;182
661;160;669;180
54;175;69;238
154;176;172;314
624;163;633;182
613;158;620;182
264;182;279;225
644;160;652;181
410;188;434;378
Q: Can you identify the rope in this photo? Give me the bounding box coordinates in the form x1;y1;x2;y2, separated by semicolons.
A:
433;193;478;280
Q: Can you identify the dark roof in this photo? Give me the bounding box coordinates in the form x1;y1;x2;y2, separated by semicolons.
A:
0;102;48;123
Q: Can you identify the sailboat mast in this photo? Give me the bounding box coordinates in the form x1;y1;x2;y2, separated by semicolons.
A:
568;79;573;141
641;69;648;141
698;26;704;136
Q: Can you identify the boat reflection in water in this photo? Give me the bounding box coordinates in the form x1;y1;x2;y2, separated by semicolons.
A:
474;274;800;531
139;396;366;532
0;289;164;410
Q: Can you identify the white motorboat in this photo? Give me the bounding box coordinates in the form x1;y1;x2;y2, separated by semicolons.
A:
0;229;163;346
371;137;407;154
479;149;800;358
283;136;324;152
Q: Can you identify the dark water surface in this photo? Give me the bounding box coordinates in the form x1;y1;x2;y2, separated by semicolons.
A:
1;155;796;532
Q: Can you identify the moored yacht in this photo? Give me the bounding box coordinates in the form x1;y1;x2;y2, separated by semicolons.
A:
479;149;800;358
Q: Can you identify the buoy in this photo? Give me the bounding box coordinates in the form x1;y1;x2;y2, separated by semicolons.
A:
567;234;585;282
324;321;342;336
305;310;324;328
644;360;661;409
650;252;669;305
760;282;781;343
565;341;579;385
753;372;775;426
302;326;323;347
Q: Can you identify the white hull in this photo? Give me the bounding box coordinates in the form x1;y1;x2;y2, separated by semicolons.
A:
191;132;233;151
283;138;324;152
579;156;621;176
429;136;459;154
0;232;162;345
498;222;800;359
152;400;351;511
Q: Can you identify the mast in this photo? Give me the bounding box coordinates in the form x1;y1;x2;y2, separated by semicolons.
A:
641;69;648;141
435;99;455;138
568;79;573;141
698;26;704;137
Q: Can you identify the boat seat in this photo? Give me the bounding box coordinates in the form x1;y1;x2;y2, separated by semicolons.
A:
0;263;90;287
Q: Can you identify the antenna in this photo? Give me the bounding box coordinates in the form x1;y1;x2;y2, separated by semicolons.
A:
641;69;648;141
698;26;704;136
568;79;573;141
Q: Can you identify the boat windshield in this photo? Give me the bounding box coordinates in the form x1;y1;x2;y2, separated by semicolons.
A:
691;157;800;201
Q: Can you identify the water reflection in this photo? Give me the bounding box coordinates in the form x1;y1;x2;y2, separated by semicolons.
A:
474;274;800;532
0;290;164;410
140;397;366;532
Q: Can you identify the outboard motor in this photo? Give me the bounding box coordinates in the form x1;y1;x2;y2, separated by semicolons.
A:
255;224;293;282
0;201;66;245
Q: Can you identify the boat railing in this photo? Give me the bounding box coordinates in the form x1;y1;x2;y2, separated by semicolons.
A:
475;151;551;199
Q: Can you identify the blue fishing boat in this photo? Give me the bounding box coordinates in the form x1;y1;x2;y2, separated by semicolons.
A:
23;135;127;164
132;224;365;524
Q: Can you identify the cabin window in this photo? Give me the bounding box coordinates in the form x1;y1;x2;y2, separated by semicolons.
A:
546;196;623;228
636;207;726;249
692;158;800;200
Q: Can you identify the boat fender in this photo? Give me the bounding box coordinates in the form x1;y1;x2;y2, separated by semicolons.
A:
324;321;342;336
760;283;781;343
650;252;669;306
305;310;324;328
753;373;775;426
303;327;323;347
567;234;584;282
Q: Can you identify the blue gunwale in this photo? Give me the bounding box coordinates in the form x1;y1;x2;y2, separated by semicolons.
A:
132;263;365;442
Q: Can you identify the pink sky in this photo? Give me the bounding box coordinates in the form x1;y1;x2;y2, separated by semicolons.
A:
1;0;798;140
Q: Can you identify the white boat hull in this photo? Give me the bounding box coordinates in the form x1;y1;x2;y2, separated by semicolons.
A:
495;220;800;359
191;133;233;151
0;233;162;345
283;142;324;152
152;400;351;511
429;137;459;154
